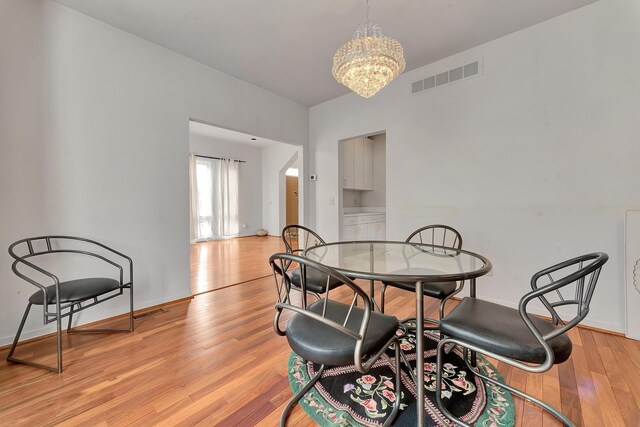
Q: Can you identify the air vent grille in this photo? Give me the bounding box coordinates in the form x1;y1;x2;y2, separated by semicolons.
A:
411;60;482;95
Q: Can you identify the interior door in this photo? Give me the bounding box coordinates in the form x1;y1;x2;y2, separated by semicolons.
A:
286;176;299;225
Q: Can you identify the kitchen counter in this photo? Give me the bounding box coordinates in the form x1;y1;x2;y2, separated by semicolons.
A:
342;210;386;240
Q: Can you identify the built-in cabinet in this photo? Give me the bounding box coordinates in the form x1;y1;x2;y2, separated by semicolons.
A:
342;137;373;190
340;133;386;241
343;213;386;241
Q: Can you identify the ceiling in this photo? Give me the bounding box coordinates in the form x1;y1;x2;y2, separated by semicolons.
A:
53;0;598;106
189;120;279;148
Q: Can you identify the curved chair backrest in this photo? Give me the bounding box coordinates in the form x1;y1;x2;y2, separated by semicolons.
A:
406;225;462;250
281;225;325;255
523;252;608;341
9;236;133;291
270;252;382;372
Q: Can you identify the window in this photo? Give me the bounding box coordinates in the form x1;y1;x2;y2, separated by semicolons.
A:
190;155;240;241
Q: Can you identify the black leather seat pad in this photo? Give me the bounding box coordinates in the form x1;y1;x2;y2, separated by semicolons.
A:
286;299;399;366
289;268;343;294
29;278;121;305
382;280;457;299
440;297;572;364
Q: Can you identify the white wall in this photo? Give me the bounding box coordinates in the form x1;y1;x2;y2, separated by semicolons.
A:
0;0;308;345
189;133;263;238
310;0;640;333
262;143;301;236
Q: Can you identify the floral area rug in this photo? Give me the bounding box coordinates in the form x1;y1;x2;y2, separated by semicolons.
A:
287;331;514;426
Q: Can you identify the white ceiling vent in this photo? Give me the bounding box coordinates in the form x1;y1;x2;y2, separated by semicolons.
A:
411;59;482;95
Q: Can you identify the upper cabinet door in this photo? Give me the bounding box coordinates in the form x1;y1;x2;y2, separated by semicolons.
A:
362;137;373;190
342;138;355;189
341;136;373;190
353;137;365;189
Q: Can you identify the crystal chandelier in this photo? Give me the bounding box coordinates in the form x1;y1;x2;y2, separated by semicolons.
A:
332;0;405;98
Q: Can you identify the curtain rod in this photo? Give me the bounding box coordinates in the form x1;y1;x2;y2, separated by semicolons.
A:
195;154;246;163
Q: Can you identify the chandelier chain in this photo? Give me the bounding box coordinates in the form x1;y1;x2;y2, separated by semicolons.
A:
365;0;370;28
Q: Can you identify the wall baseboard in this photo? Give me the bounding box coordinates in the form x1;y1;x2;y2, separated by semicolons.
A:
0;295;194;351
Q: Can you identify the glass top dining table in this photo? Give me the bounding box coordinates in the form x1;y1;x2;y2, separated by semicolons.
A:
304;240;491;287
305;240;492;427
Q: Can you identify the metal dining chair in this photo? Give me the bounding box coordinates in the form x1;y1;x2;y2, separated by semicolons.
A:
7;235;134;373
281;224;343;300
435;252;608;426
270;252;404;426
380;225;463;326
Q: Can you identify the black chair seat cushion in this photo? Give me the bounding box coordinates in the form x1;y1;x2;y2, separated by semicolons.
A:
289;268;343;294
29;278;121;305
440;297;572;364
382;280;457;299
286;299;399;366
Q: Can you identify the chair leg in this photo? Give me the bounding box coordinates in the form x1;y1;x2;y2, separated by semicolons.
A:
399;345;418;386
6;303;32;362
68;290;135;334
129;285;135;332
56;305;63;373
438;299;446;322
436;339;576;427
9;290;134;373
280;364;325;427
462;349;575;426
435;339;469;426
7;303;62;373
67;305;75;332
67;307;134;334
382;343;403;427
68;326;133;334
380;283;387;313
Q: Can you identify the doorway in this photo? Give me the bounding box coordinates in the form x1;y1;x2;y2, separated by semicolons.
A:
286;166;299;226
188;119;303;294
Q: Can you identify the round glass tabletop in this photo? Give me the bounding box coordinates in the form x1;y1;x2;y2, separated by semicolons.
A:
304;240;492;283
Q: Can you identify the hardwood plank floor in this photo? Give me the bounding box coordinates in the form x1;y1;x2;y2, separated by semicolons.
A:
0;237;638;426
190;236;285;294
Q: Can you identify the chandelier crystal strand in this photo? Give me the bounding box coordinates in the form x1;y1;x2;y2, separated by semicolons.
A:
332;1;405;98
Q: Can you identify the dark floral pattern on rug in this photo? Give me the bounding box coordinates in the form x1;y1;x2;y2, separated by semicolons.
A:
397;333;417;352
421;361;476;399
291;359;355;425
343;374;406;419
286;330;515;427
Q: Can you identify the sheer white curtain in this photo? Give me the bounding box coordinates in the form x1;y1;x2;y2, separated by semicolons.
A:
218;159;239;237
189;155;240;241
189;154;200;242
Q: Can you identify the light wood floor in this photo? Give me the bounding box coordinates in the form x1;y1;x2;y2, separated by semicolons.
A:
1;237;639;426
190;236;285;294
